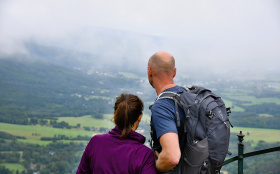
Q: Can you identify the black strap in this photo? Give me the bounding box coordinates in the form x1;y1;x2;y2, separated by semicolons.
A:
174;99;180;127
156;92;182;128
155;91;192;128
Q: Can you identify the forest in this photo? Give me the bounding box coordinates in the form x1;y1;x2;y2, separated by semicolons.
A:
0;132;279;174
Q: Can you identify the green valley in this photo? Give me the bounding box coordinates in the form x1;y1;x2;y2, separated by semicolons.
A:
0;59;280;174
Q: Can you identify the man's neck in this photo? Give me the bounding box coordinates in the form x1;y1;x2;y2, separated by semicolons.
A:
156;83;177;95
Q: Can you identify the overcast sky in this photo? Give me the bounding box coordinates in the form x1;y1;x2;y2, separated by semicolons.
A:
0;0;280;72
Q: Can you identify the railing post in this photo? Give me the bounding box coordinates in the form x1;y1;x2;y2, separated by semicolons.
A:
237;131;245;174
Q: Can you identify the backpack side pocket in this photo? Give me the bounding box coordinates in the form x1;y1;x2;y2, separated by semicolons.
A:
182;137;209;173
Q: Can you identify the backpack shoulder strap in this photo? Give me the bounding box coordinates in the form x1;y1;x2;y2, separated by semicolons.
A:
155;91;183;127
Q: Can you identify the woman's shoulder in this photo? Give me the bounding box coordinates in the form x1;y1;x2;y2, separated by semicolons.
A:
134;143;154;156
88;133;109;143
92;133;105;138
133;145;156;172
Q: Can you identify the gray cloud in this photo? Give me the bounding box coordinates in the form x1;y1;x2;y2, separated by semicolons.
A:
0;0;279;73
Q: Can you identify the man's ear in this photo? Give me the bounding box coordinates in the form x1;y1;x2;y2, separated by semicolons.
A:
148;66;152;76
173;68;177;78
138;114;142;122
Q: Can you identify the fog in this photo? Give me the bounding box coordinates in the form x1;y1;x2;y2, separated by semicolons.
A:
1;0;280;74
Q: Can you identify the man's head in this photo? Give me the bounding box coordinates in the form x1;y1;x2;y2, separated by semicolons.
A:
147;51;176;88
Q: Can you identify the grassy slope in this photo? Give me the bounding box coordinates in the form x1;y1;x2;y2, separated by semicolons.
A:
57;115;114;128
0;163;25;174
57;114;150;128
0;123;95;140
1;117;280;145
231;127;280;145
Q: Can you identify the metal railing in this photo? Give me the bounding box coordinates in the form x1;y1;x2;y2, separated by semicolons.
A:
222;131;280;174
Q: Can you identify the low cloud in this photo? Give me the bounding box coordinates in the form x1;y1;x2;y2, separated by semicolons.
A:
0;0;279;73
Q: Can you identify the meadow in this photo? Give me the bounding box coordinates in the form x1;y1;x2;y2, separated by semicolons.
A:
57;115;115;128
231;127;280;146
223;99;245;112
0;122;95;143
1;115;280;146
220;88;280;106
0;163;25;174
1;105;280;174
57;114;151;128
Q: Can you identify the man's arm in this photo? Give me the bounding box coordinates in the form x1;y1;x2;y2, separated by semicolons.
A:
155;132;181;172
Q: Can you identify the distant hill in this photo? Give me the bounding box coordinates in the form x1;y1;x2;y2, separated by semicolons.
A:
1;55;280;129
0;58;150;124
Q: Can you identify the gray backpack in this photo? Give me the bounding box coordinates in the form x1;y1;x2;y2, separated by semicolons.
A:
150;86;232;174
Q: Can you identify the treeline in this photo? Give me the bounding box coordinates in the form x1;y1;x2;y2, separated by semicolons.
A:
50;120;71;129
230;103;280;129
0;139;85;174
0;166;12;174
0;151;20;163
0;131;26;140
0;97;111;124
41;135;92;141
1;116;109;133
0;115;74;129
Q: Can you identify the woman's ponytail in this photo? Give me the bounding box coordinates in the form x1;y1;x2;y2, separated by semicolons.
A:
113;93;143;138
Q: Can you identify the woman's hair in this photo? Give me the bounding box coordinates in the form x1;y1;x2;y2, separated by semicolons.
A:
113;93;144;138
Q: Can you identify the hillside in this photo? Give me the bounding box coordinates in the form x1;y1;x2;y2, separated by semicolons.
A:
0;58;151;124
1;57;280;129
0;57;280;174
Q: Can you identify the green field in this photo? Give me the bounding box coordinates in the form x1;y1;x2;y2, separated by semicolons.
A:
57;115;115;128
0;163;25;174
221;88;280;105
231;127;280;146
227;96;280;106
220;88;280;108
84;95;112;100
16;139;89;145
119;72;138;78
223;99;245;112
0;114;151;145
1;120;279;146
0;122;96;141
57;114;151;128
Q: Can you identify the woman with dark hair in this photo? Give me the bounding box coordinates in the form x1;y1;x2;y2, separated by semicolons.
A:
76;93;156;174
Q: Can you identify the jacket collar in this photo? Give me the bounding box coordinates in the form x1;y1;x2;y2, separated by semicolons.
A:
109;126;146;144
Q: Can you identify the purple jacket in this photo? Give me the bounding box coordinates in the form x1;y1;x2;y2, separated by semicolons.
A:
76;126;156;174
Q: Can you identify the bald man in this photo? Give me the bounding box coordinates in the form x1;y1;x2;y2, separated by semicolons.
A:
148;51;186;173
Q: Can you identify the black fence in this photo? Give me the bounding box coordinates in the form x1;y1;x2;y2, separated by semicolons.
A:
222;131;280;174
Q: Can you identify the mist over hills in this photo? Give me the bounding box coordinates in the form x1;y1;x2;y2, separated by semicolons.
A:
0;57;157;123
1;27;279;78
1;27;165;76
1;27;280;128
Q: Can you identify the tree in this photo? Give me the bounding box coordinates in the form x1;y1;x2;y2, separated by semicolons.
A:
91;113;103;119
0;166;12;174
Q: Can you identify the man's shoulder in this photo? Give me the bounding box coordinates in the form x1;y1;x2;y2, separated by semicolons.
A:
153;96;174;110
151;96;176;119
164;85;185;93
153;85;185;107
